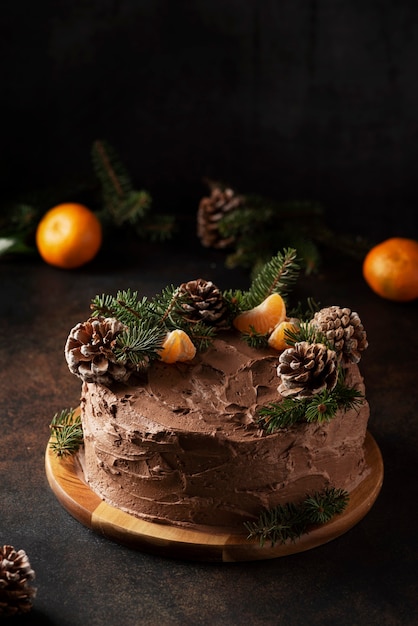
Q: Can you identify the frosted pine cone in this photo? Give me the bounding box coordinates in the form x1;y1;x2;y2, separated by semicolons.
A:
178;279;230;327
277;341;338;399
0;545;36;617
65;317;130;385
197;185;243;248
311;306;368;364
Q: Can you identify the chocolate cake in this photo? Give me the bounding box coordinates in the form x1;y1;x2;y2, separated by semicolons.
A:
63;250;372;538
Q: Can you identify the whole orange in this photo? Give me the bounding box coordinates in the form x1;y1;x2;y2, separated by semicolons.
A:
362;237;418;302
36;203;102;269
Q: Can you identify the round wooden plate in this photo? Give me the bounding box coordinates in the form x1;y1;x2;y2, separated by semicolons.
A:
45;430;383;562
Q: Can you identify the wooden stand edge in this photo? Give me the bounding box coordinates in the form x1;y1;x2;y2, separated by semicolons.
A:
45;431;384;562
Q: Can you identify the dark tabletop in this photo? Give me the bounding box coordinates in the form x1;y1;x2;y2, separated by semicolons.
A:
1;235;417;626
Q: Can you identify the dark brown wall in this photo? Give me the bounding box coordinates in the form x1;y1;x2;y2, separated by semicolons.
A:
2;1;418;238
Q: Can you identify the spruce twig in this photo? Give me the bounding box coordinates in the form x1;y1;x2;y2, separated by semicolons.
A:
246;248;300;307
91;139;175;240
223;248;300;315
258;382;364;433
245;487;349;546
49;408;83;457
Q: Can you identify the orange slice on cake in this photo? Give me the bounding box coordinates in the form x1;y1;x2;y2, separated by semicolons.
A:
233;293;286;335
268;319;299;351
158;329;197;364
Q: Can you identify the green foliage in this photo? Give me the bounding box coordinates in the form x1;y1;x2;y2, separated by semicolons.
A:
92;140;175;240
49;408;83;457
223;248;300;317
287;297;320;323
283;320;330;348
114;323;167;367
217;196;325;274
245;248;300;307
91;289;153;326
258;380;364;433
0;141;176;258
244;487;349;546
239;331;270;349
213;185;373;275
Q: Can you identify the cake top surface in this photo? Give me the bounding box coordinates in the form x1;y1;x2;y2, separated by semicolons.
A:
64;248;368;434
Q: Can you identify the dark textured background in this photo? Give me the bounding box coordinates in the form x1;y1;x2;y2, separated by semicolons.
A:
2;1;418;239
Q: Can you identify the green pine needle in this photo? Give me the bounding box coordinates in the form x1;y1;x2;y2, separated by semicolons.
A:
90;290;153;327
49;408;83;457
258;382;364;433
91;139;174;239
245;487;349;546
240;331;270;349
114;323;167;367
303;488;349;525
92;139;135;218
245;248;300;308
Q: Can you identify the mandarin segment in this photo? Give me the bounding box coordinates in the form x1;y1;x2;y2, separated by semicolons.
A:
233;293;286;335
268;319;299;351
158;329;197;364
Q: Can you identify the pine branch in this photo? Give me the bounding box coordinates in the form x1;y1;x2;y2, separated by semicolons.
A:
245;487;349;546
218;197;324;274
240;331;270;349
245;248;300;308
92;139;134;217
90;290;153;327
257;382;364;433
283;320;330;348
114;323;167;366
258;397;308;431
49;408;83;457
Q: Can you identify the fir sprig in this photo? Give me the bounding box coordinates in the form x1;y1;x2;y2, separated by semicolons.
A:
217;196;324;274
282;320;330;348
114;323;167;367
92;140;151;224
222;248;300;317
92;139;174;240
245;248;300;308
244;487;349;546
258;381;364;433
239;330;270;349
90;290;154;326
49;408;83;457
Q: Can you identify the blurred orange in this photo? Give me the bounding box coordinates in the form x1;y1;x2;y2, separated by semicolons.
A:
362;237;418;302
36;203;102;269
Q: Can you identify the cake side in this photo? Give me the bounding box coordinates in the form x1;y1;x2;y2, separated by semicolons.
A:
79;334;370;533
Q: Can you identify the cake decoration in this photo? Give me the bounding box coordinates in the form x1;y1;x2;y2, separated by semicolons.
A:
0;545;36;617
51;248;376;549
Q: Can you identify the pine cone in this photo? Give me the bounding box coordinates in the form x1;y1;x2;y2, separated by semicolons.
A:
177;279;230;327
65;317;131;385
277;341;338;399
311;306;368;364
0;545;36;617
197;185;243;249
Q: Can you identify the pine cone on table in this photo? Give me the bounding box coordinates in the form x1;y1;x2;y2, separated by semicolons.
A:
65;317;131;384
177;279;230;327
311;306;368;364
0;545;36;617
197;185;243;249
277;341;338;399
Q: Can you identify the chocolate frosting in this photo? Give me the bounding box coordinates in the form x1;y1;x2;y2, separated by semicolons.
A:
79;332;370;533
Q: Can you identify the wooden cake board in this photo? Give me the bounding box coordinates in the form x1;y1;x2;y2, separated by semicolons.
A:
45;429;383;562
